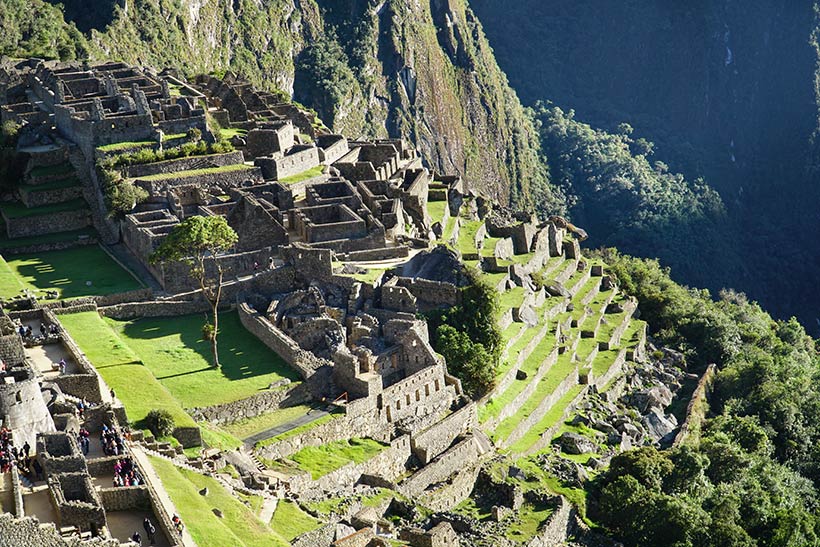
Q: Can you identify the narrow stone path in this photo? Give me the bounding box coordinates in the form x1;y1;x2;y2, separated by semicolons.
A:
257;497;278;524
242;409;329;448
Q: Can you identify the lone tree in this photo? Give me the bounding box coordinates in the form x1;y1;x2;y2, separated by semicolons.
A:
150;216;238;367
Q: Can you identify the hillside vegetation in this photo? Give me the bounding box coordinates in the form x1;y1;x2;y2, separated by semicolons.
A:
472;0;820;330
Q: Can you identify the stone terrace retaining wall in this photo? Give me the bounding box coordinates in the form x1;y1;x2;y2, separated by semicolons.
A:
410;404;476;465
5;208;91;238
189;382;312;425
124;151;245;178
99;299;212;320
288;435;410;497
400;435;483;497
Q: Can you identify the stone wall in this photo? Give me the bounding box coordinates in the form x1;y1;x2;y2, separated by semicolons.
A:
135;166;263;196
400;435;482;497
237;301;328;380
99;299;211;320
394;278;459;309
125;151;245;178
4;208;91;238
526;496;577;547
19;185;83;208
255;403;382;461
189;382;311;425
410;404;476;465
256;145;320;180
98;486;151;511
288;435;411;496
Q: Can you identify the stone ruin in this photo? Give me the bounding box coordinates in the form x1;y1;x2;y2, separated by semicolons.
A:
0;60;661;547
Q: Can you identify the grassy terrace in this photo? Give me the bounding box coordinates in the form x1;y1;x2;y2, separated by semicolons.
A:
149;456;289;547
289;438;387;480
426;199;448;225
60;311;299;434
480;236;501;257
492;353;577;443
29;164;74;178
0;198;87;219
480;331;556;423
18;177;80;193
441;216;457;243
96;140;155;153
136;163;253;182
221;127;248;140
60;312;196;430
457;219;483;255
0;246;142;300
256;410;341;447
508;385;585;454
497;286;526;313
270;501;322;540
279;165;325;184
221;404;313;440
0;227;96;250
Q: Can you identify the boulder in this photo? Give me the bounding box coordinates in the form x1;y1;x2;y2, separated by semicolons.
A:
557;432;598;455
601;276;616;291
516;369;528;380
545;283;571;298
642;407;678;441
516;305;539;327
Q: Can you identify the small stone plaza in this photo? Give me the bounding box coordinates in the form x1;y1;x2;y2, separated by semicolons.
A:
0;58;690;547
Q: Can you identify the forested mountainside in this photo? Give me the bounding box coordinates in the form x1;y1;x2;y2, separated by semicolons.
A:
0;0;561;213
472;0;820;330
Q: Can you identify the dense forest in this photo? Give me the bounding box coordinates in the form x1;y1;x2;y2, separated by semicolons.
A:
473;0;820;332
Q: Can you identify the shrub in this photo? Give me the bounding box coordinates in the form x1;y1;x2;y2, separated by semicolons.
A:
145;409;175;438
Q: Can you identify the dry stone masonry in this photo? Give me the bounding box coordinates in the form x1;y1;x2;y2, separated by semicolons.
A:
0;59;680;547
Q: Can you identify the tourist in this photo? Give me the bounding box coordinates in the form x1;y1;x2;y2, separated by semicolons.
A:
58;359;67;375
110;388;116;400
76;399;85;418
131;531;141;545
49;323;59;335
22;441;29;459
17;325;24;338
253;261;259;271
24;325;32;338
268;257;274;269
172;514;184;536
143;515;156;544
39;322;46;336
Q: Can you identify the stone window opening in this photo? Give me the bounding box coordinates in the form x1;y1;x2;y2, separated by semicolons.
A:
15;392;22;404
415;390;420;402
434;379;440;391
405;394;411;406
425;384;430;396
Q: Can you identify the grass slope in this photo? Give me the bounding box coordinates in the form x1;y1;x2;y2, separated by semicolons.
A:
290;438;387;480
148;456;289;547
0;246;142;299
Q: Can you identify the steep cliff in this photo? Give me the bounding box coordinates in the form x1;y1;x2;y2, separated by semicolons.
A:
10;0;559;212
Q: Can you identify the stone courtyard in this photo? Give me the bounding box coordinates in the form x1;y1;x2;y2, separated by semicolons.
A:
0;58;690;547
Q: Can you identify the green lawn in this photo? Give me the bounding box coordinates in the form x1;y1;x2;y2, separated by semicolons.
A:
104;312;300;408
269;501;322;540
0;245;142;299
279;165;325;184
0;198;87;219
136;163;253;182
289;438;387;480
149;456;289;547
441;216;457;243
508;385;585;454
221;128;248;140
59;312;195;430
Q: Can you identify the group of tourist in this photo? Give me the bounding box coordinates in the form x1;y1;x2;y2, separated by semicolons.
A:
0;430;43;481
100;424;128;456
112;457;142;487
16;322;60;340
